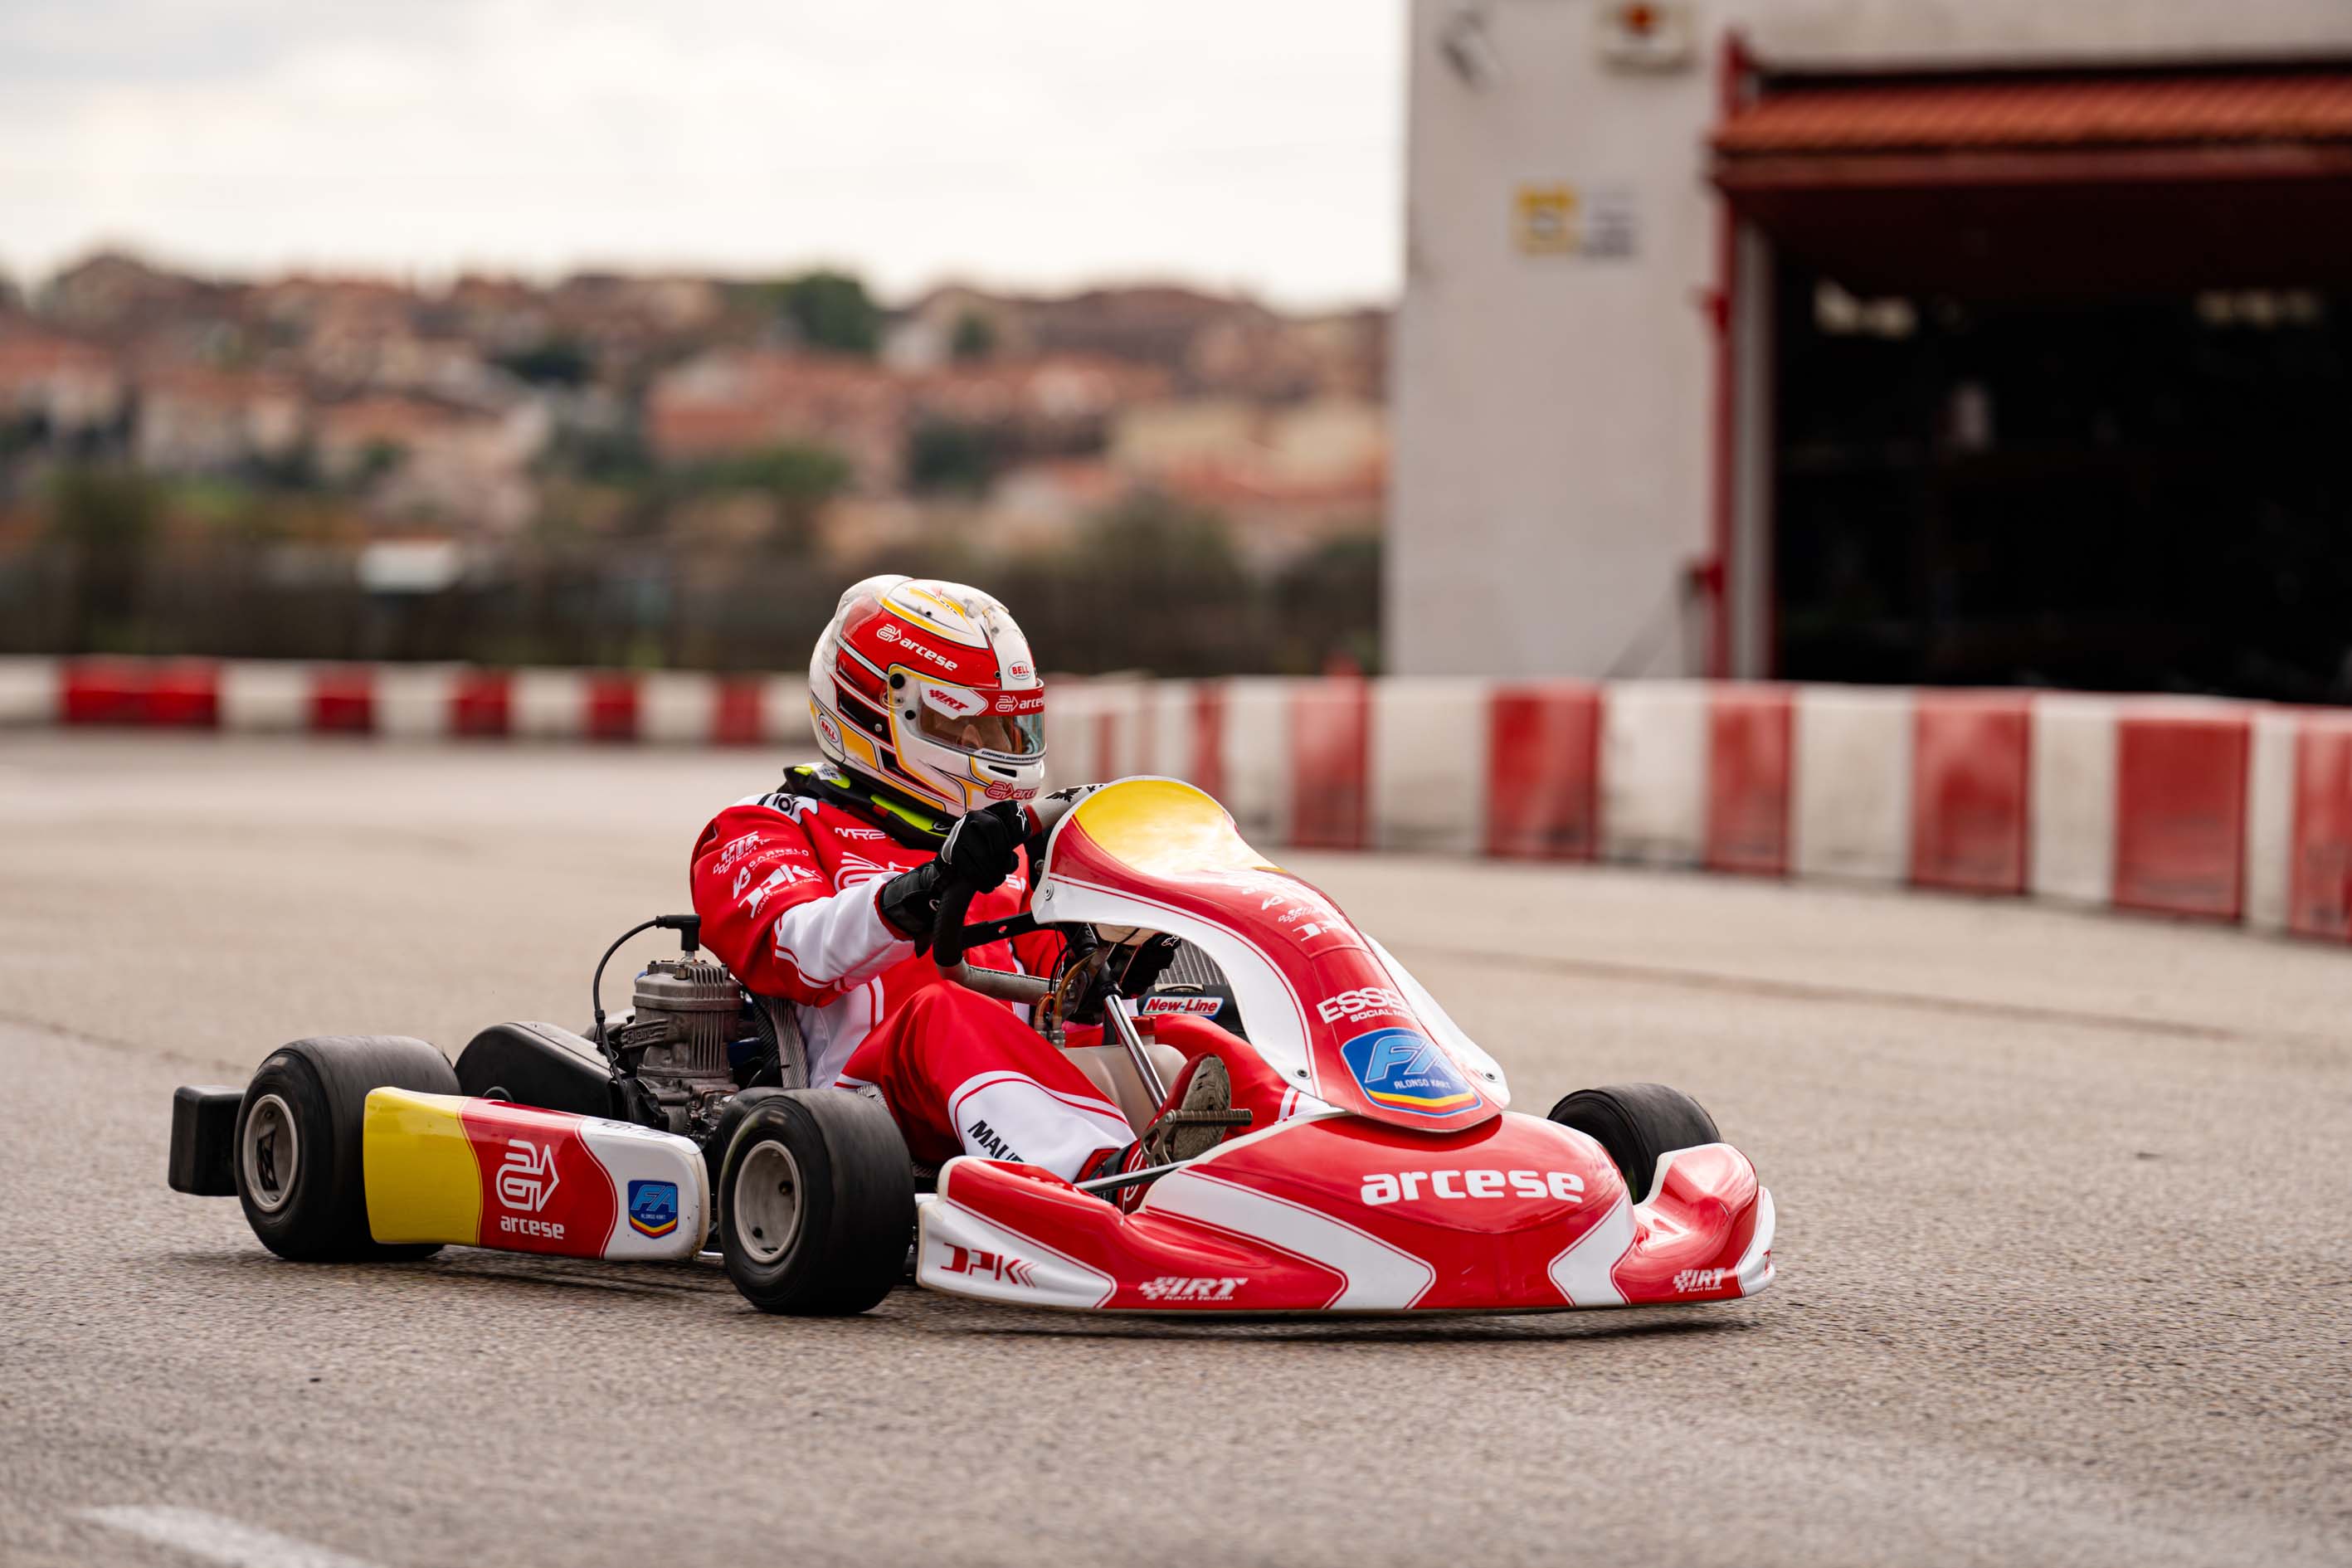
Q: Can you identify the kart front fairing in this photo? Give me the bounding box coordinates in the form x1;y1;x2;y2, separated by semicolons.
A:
913;778;1777;1315
1028;778;1510;1133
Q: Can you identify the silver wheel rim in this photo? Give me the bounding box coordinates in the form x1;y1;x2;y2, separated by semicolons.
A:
241;1093;299;1214
735;1138;803;1266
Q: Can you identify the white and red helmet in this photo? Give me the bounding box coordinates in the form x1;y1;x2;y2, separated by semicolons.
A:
808;575;1046;815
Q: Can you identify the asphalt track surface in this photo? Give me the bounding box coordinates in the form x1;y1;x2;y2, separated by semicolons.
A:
2;735;2348;1568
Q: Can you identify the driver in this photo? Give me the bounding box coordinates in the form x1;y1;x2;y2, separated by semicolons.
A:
689;575;1269;1188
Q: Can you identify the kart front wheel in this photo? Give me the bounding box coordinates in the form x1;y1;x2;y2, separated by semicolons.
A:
236;1035;460;1262
1546;1083;1721;1204
718;1089;913;1315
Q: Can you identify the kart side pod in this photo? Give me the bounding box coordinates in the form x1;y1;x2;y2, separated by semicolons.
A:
363;1089;709;1263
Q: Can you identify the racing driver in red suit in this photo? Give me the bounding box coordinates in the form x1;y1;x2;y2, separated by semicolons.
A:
689;575;1278;1186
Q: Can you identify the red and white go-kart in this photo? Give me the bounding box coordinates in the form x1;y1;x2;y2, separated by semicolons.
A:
167;777;1775;1317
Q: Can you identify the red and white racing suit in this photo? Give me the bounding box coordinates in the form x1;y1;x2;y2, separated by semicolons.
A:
689;784;1284;1179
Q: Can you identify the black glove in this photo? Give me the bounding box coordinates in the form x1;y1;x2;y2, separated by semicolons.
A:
875;801;1029;943
1064;933;1183;1025
939;801;1029;892
1113;933;1183;995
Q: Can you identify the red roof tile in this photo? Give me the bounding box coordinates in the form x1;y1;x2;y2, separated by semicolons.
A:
1716;71;2352;155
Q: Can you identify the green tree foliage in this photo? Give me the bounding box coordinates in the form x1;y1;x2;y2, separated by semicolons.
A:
1016;492;1258;674
495;338;593;387
767;270;881;358
905;419;1000;497
684;441;855;550
691;442;853;501
950;309;997;363
48;465;162;651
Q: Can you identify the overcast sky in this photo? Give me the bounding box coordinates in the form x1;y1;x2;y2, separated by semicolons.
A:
1;0;1407;309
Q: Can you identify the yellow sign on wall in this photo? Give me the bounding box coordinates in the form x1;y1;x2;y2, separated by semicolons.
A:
1515;183;1637;259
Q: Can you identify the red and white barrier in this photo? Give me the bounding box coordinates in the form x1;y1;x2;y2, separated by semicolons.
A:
15;655;2352;943
3;657;811;747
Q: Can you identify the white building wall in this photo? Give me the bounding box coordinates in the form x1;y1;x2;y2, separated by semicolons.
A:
1390;0;2352;679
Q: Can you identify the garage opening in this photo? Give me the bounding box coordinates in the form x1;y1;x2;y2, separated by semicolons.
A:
1715;63;2352;699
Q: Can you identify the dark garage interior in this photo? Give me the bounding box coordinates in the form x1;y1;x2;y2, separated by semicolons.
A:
1717;63;2352;699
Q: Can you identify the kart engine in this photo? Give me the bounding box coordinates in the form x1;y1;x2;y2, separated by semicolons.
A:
612;957;744;1137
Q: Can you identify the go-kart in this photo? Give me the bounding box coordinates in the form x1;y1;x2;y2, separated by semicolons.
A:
167;777;1775;1316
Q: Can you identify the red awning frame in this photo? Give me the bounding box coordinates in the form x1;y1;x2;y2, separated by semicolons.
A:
1713;62;2352;194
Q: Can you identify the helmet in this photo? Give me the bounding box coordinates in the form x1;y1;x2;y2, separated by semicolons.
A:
808;575;1047;815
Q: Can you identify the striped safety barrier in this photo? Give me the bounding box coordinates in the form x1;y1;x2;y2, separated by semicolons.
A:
7;657;2352;941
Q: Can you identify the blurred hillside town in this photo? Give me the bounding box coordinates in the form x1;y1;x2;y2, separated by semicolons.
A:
0;252;1388;674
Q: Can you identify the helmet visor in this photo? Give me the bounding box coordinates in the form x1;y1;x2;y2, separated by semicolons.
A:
916;701;1045;757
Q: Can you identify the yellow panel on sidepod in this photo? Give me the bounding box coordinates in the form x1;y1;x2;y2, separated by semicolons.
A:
1069;778;1278;879
363;1088;483;1245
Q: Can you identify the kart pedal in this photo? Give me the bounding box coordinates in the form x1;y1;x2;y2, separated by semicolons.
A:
1141;1056;1243;1167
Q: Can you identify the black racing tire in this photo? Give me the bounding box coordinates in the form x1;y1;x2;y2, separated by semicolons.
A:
1546;1083;1722;1204
703;1088;792;1249
235;1035;460;1263
718;1089;913;1315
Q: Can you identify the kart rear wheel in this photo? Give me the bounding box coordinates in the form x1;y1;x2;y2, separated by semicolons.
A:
718;1089;913;1315
704;1088;791;1249
236;1035;460;1263
1546;1083;1721;1204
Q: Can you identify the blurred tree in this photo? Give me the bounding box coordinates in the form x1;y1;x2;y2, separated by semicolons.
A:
905;419;1001;496
353;441;406;487
244;443;322;491
550;426;654;485
768;271;881;357
951;309;997;363
1273;532;1382;674
688;441;854;549
495;338;593;387
1017;492;1256;674
48;465;161;652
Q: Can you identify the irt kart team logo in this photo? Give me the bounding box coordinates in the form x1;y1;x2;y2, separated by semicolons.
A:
1340;1028;1482;1118
626;1180;680;1239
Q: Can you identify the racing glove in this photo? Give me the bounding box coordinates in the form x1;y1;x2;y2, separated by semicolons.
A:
1064;933;1184;1025
877;801;1030;943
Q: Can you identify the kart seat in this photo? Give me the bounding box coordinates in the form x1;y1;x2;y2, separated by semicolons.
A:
1063;1041;1189;1134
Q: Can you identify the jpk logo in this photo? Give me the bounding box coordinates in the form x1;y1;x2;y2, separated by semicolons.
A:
1317;986;1407;1025
497;1138;560;1212
626;1180;681;1239
1137;1276;1245;1303
742;862;817;916
941;1246;1034;1288
1338;1028;1482;1118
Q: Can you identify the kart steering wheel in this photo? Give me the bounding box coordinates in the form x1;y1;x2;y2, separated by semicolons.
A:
929;793;1079;1002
